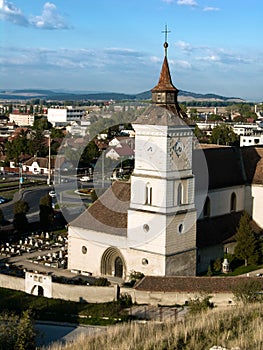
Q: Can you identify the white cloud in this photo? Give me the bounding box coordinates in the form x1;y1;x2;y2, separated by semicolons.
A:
0;1;70;29
175;40;193;52
30;2;70;30
203;6;220;12
177;0;197;6
0;0;29;26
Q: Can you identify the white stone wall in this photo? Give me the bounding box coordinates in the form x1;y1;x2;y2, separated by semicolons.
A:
127;209;166;255
25;272;52;298
68;228;126;276
200;185;245;219
251;184;263;228
0;274;24;291
125;248;166;276
123;288;235;307
166;210;197;255
0;273;236;307
52;283;117;303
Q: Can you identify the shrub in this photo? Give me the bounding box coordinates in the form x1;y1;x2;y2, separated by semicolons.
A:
0;310;36;350
129;270;144;286
213;258;222;272
187;293;214;315
93;277;110;286
232;279;263;304
118;293;133;308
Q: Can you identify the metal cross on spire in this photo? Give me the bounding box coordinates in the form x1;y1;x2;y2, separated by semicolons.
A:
162;24;171;57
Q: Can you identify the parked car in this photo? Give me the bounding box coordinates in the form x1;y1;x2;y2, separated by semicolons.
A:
0;196;8;204
49;190;56;198
79;176;91;182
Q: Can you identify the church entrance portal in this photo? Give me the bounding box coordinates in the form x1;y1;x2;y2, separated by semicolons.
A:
101;247;126;279
114;257;123;278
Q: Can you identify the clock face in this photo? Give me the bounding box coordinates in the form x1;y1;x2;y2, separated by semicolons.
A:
173;140;184;157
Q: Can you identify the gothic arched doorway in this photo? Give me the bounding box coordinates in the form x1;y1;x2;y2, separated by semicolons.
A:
114;257;123;278
101;247;126;279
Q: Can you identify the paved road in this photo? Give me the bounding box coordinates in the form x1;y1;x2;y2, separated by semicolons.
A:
36;321;105;348
0;184;92;224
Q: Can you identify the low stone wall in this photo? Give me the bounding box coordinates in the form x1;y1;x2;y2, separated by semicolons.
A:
0;273;235;307
122;288;235;306
52;282;118;303
0;274;24;291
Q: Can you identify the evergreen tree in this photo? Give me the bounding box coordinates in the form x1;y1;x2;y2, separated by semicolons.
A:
39;194;54;229
13;200;29;232
234;211;259;266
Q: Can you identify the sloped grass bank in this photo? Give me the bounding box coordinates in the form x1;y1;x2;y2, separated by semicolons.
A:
0;288;130;326
46;303;263;350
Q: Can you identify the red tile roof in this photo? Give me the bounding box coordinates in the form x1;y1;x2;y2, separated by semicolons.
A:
135;276;263;293
70;181;130;235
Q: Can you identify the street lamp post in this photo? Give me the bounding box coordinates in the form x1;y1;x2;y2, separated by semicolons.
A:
18;162;23;191
45;131;51;186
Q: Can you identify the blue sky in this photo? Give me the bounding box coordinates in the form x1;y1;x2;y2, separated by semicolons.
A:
0;0;262;101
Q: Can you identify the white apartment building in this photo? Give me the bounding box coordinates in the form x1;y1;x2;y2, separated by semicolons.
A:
240;134;263;147
233;123;259;136
9;113;35;126
47;106;87;126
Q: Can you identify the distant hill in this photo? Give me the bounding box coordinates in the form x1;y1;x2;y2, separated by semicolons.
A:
0;89;244;102
136;90;243;102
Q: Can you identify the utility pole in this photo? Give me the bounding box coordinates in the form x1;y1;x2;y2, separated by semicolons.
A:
18;162;23;191
45;131;51;185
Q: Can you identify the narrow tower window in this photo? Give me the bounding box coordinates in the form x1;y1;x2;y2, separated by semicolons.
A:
177;183;183;205
230;192;237;212
145;183;152;205
203;196;211;217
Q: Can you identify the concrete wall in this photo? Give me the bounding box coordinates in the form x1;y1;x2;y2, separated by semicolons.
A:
52;283;117;303
122;288;235;307
0;274;24;291
252;185;263;228
0;273;235;307
200;186;245;219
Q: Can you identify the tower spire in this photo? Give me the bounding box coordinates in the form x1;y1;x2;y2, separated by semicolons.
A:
150;25;187;119
162;24;170;57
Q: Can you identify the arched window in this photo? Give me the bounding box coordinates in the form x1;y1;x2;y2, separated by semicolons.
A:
145;183;152;205
203;196;211;217
177;183;183;205
230;192;236;212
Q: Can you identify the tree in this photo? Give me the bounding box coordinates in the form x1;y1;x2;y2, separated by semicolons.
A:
232;279;263;304
32;116;52;131
234;211;259;266
80;140;99;166
0;310;36;350
39;194;54;229
0;208;4;226
210;124;238;145
5;130;29;163
13;200;29;232
28;129;47;157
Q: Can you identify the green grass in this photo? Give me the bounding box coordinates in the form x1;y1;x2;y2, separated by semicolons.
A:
0;287;129;326
226;264;263;276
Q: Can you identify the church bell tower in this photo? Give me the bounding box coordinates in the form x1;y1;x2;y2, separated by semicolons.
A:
127;28;197;276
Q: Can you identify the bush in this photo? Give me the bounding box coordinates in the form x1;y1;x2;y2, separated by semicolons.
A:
0;310;36;350
129;270;144;286
232;279;263;304
213;258;222;272
187;293;214;314
93;277;110;286
118;293;133;308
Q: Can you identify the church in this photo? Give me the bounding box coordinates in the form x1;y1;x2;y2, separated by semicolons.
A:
67;39;263;278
